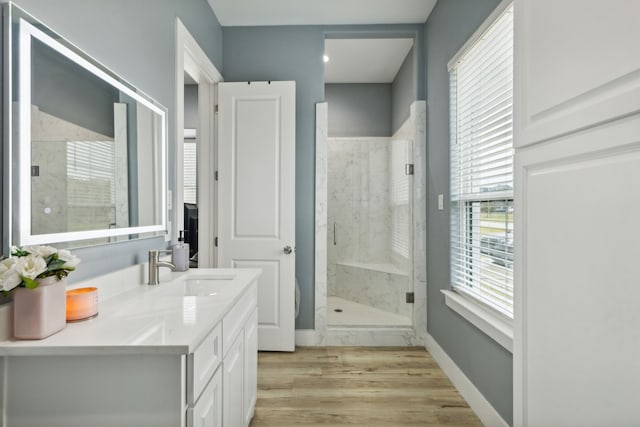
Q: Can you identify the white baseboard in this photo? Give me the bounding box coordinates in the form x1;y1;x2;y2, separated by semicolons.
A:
426;334;509;427
295;329;320;346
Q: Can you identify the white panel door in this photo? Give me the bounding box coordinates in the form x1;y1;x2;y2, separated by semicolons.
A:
514;0;640;425
218;81;296;352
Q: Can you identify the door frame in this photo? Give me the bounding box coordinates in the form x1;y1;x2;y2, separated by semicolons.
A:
175;19;223;267
308;101;428;347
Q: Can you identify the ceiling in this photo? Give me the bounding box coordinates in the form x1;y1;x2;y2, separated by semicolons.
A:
208;0;437;26
324;38;414;83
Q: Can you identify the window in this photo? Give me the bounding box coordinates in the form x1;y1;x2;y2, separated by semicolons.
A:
391;139;411;260
449;4;514;317
67;140;117;231
183;136;197;204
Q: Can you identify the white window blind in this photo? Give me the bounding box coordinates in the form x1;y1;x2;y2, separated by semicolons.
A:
391;139;410;259
66;140;116;230
67;140;115;205
183;138;197;204
450;4;514;317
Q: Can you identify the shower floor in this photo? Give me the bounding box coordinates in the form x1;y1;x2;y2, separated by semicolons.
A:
328;296;411;327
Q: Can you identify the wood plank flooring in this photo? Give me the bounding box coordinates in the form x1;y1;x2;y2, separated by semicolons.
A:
250;347;482;426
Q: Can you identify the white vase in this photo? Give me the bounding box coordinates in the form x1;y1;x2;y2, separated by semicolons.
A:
13;276;67;339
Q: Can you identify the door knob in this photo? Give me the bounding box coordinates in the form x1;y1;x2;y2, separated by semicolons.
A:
283;245;293;254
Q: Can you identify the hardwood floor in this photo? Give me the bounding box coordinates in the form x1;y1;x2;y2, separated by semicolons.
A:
250;347;482;426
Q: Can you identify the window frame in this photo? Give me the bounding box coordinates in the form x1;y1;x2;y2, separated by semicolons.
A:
447;0;515;337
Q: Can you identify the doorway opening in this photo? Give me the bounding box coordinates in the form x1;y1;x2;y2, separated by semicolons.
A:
175;19;223;268
183;81;199;266
312;35;427;346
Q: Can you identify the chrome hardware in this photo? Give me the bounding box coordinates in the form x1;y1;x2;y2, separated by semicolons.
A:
405;163;414;175
283;245;293;255
333;222;337;246
148;250;176;285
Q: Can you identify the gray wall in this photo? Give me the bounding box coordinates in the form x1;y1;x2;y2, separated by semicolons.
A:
184;84;198;130
6;0;223;283
326;46;415;137
32;40;117;138
424;0;513;424
222;26;324;330
391;46;414;133
223;24;424;329
325;83;391;137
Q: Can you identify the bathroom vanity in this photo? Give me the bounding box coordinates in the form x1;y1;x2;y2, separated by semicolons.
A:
0;268;260;427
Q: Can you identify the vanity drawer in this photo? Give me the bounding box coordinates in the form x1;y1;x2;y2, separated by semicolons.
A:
222;282;257;356
188;322;222;404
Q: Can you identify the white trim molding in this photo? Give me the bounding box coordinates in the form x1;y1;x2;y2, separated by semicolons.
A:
175;18;222;267
295;329;319;347
441;290;513;352
426;334;509;427
447;0;513;71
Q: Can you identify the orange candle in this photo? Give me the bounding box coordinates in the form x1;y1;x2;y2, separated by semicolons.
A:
66;287;98;321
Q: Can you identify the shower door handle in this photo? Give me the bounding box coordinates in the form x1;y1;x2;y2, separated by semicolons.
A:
333;222;337;245
283;245;293;255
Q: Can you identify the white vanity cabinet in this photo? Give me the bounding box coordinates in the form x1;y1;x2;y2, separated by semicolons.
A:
188;368;223;427
243;309;259;426
221;281;258;427
0;269;260;427
187;323;224;427
184;280;259;427
222;308;258;427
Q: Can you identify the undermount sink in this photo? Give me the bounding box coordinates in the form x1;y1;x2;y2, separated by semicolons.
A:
158;274;238;297
183;278;234;296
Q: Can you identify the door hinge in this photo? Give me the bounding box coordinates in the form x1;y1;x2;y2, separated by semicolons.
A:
214;105;219;114
31;165;40;177
405;164;414;175
215;171;218;181
214;237;218;247
406;292;415;303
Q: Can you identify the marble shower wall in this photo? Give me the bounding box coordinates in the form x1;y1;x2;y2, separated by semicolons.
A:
31;105;120;237
335;262;412;318
327;137;413;320
312;101;427;347
327;138;391;294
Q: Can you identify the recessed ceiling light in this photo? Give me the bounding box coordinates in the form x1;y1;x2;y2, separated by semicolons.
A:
323;55;330;63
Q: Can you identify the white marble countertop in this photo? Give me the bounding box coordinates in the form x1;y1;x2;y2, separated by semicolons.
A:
0;268;261;357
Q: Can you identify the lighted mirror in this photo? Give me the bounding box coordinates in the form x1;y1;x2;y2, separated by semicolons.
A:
3;4;168;251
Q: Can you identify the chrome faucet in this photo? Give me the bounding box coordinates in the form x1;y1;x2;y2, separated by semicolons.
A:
148;250;176;285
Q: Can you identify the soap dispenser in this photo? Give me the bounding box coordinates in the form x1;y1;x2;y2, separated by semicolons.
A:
172;231;190;271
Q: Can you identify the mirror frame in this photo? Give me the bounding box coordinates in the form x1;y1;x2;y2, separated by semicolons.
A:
4;7;168;249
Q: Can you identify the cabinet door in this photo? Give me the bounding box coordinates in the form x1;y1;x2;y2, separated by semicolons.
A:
514;0;640;148
514;0;640;425
243;308;258;425
188;368;222;427
223;333;244;427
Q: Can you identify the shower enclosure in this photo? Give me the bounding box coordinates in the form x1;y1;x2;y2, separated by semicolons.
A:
327;136;413;327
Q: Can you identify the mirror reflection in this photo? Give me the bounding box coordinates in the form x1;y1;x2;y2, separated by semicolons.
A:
7;7;168;249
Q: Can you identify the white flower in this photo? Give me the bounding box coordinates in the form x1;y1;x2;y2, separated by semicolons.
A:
24;245;57;259
0;257;17;271
0;257;20;291
57;249;80;269
0;267;21;291
14;254;47;280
